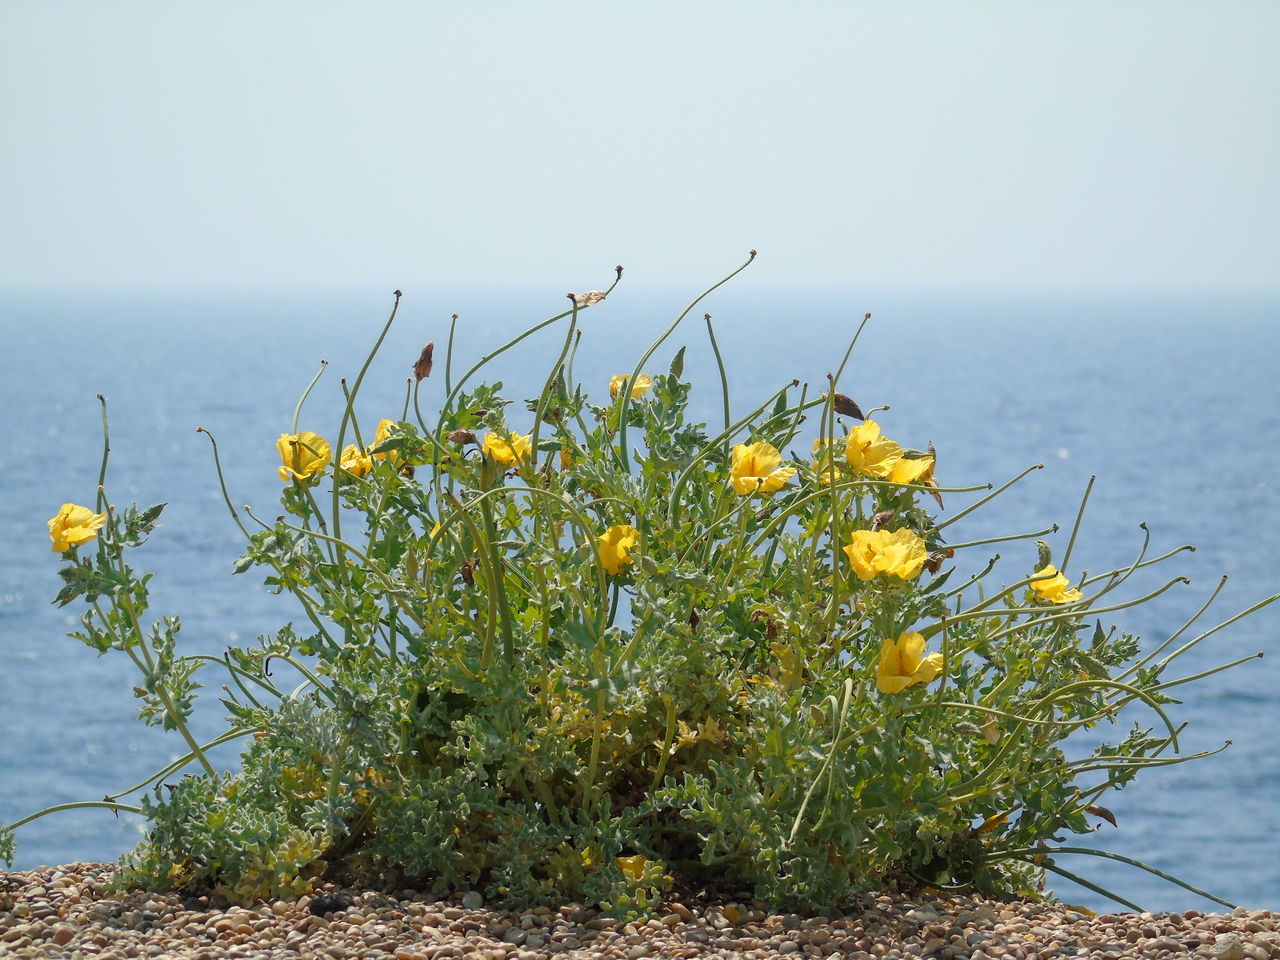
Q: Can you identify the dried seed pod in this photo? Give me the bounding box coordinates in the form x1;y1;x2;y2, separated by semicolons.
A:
832;393;864;420
446;429;477;445
871;510;896;531
413;341;435;380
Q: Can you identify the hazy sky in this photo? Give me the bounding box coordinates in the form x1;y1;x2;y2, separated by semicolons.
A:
1;1;1275;294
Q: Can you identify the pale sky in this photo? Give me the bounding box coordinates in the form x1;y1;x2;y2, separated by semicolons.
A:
0;0;1275;294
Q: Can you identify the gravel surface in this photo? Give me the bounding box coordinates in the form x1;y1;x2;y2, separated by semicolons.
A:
1;863;1276;960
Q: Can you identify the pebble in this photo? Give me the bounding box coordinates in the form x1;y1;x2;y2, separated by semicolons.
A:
0;863;1276;960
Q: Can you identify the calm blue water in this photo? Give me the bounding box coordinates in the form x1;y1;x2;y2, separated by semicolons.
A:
1;286;1276;912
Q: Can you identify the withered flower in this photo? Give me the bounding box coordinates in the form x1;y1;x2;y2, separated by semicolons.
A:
832;393;864;419
413;341;434;380
446;429;477;445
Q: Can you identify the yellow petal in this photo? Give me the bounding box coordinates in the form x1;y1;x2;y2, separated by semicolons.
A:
48;503;107;552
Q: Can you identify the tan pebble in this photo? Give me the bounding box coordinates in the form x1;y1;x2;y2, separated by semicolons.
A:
394;951;429;960
661;914;682;927
669;903;692;922
50;925;76;947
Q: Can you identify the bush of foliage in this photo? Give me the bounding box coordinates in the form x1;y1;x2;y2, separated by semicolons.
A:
4;256;1272;915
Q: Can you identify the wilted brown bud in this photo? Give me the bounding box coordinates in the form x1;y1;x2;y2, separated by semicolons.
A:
925;477;944;509
413;341;434;380
399;464;415;479
446;429;477;445
871;510;896;531
460;561;475;586
924;549;955;574
832;393;864;420
689;607;700;630
570;290;608;307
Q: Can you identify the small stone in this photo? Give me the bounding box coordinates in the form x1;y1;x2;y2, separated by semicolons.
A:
669;903;692;922
1211;934;1246;960
441;908;465;921
779;941;801;954
502;929;527;946
51;926;76;947
461;892;484;911
1151;936;1188;952
661;914;682;928
627;947;651;959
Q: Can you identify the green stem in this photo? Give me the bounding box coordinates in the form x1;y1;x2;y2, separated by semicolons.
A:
1060;475;1095;573
618;250;756;473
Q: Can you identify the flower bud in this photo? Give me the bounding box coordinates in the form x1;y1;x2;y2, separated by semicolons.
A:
446;429;477;446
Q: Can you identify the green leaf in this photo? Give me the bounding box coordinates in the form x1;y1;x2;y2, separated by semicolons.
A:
669;346;686;379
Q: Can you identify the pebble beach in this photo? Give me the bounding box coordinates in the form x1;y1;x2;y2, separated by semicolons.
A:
1;864;1276;960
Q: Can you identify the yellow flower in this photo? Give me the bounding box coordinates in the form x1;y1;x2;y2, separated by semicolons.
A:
876;631;944;693
888;455;934;485
609;374;653;400
1030;565;1083;604
48;503;107;553
597;524;640;576
372;419;404;462
875;632;947;691
278;431;331;482
339;444;374;477
482;431;531;467
843;528;927;581
730;442;797;496
844;420;903;478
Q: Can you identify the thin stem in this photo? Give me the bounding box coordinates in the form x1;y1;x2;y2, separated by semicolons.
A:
930;464;1043;533
1060;475;1095;573
195;428;250;538
291;360;329;434
705;313;730;451
618;250;756;473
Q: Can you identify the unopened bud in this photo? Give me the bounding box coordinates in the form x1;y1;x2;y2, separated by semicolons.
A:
871;510;896;531
414;341;435;380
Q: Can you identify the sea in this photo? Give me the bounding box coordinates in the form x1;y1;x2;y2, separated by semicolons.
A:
1;285;1276;913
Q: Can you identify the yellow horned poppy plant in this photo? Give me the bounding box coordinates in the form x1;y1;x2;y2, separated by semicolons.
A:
48;503;107;553
277;431;331;482
877;632;944;693
609;374;652;400
730;442;796;496
482;431;531;467
1030;565;1083;604
843;528;927;581
597;524;640;576
844;420;903;478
